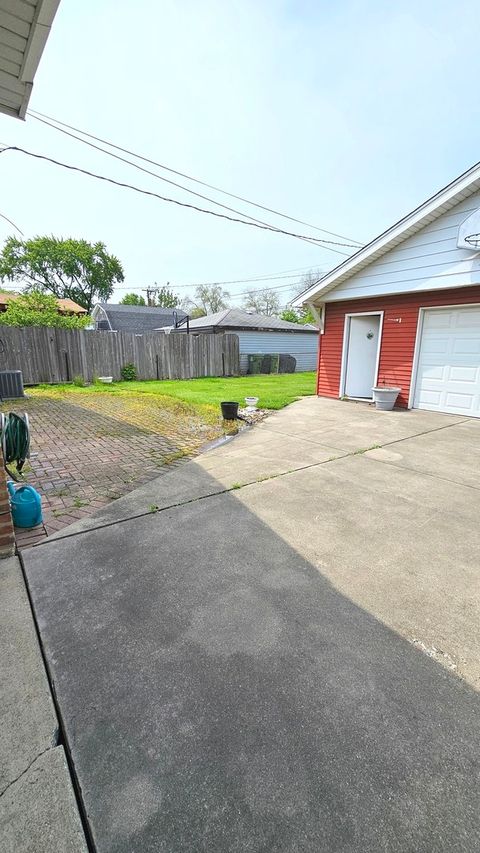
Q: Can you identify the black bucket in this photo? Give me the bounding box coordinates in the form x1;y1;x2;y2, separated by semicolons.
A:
221;401;239;420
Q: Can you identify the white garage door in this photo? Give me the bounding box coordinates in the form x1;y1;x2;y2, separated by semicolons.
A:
413;306;480;417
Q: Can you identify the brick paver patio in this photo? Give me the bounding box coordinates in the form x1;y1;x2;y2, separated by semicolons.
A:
3;391;223;549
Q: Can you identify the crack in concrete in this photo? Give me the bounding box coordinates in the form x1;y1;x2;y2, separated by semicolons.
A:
0;741;58;798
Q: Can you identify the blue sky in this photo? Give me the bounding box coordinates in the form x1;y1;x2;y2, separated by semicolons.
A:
1;0;479;306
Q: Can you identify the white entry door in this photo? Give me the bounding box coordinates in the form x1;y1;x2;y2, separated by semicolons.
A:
343;314;382;398
413;306;480;417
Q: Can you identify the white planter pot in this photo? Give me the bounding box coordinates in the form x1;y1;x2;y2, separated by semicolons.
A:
372;386;401;411
98;376;113;384
245;396;259;411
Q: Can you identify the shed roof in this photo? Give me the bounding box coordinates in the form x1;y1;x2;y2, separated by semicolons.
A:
0;0;61;119
94;303;187;334
175;308;317;332
293;159;480;306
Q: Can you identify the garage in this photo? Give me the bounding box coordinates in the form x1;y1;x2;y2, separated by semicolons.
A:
294;161;480;414
413;306;480;417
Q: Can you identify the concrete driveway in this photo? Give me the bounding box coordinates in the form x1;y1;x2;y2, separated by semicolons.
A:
22;397;480;852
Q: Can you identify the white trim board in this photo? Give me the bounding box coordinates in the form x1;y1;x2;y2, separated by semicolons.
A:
339;311;384;400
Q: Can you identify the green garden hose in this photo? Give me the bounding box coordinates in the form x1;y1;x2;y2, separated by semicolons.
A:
0;412;30;480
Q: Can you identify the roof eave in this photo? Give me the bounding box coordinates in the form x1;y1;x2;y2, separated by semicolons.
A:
1;0;61;120
293;163;480;306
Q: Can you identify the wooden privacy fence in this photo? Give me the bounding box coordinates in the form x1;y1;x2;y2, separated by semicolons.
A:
0;327;240;384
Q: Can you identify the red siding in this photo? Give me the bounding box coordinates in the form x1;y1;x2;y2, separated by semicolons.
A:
317;285;480;408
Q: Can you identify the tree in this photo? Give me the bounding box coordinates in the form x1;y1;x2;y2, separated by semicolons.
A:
189;306;207;319
243;287;280;316
290;269;323;326
156;285;180;308
0;291;90;329
297;269;323;294
279;307;302;324
0;236;124;313
120;293;146;306
183;284;230;316
298;306;317;325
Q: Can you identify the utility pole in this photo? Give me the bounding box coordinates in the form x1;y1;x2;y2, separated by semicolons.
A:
141;285;159;307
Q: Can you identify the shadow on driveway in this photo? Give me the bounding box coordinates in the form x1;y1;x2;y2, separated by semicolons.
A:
22;464;480;853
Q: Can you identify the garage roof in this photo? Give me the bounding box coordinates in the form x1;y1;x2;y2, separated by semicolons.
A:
171;308;318;333
294;160;480;307
0;0;60;119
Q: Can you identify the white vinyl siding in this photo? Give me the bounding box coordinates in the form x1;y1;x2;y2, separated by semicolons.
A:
237;330;318;373
324;190;480;302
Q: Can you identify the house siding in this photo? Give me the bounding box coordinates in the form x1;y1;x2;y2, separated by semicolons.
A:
324;190;480;302
237;330;318;373
318;285;480;407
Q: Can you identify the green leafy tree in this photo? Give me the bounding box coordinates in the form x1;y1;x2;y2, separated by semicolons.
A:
183;284;230;316
243;287;280;316
120;293;146;306
189;306;207;319
156;285;180;308
279;307;301;323
0;236;124;313
0;291;90;329
299;306;317;325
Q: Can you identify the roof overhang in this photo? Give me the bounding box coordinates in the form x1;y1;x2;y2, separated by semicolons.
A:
293;160;480;307
0;0;61;120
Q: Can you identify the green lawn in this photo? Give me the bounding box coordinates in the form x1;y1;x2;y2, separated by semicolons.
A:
33;372;317;412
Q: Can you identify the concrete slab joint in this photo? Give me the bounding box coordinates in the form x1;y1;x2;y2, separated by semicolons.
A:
19;398;480;851
0;556;88;852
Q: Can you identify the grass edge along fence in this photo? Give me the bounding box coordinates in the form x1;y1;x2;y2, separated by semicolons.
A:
0;326;239;384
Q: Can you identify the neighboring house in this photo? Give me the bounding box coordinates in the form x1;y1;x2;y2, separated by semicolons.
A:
0;292;86;315
294;162;480;418
163;308;318;373
91;303;187;334
0;0;61;119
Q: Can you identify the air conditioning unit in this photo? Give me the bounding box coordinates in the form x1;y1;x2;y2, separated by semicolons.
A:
0;370;25;399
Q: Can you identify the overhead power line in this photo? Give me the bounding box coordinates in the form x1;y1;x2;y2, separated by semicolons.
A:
1;276;312;301
28;108;363;246
26;114;355;254
225;281;307;300
127;276;313;300
0;211;23;235
85;263;326;290
0;145;356;249
172;267;325;287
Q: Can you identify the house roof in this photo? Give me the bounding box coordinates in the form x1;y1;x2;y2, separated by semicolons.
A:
172;308;317;333
0;291;86;314
57;297;87;314
293;159;480;307
0;0;61;120
94;303;187;334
